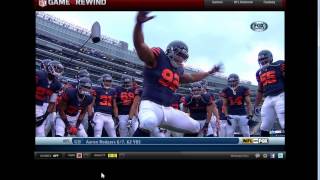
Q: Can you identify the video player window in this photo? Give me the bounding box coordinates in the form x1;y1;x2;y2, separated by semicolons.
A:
35;9;285;160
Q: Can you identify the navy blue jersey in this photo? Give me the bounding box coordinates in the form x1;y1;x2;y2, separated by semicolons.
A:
215;99;227;120
221;86;250;115
92;87;116;115
60;88;93;116
170;93;183;110
184;94;212;120
256;60;285;97
115;87;135;115
141;47;184;107
36;70;62;106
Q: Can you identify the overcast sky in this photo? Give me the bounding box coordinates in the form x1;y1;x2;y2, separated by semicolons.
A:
42;11;285;85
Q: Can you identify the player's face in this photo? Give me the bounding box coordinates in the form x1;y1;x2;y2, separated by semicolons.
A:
228;80;238;88
174;55;186;67
259;57;271;67
103;80;112;88
79;85;91;95
192;88;202;96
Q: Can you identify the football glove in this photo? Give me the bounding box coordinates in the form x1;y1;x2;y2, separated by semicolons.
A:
254;106;261;116
68;126;78;135
247;115;255;127
226;115;232;126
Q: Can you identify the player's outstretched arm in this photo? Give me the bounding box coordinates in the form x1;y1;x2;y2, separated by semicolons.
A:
133;11;156;67
181;63;223;84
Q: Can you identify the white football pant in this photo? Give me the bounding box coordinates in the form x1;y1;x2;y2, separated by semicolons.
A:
260;92;285;131
119;115;139;137
225;115;250;137
93;112;117;137
55;113;87;137
138;100;200;134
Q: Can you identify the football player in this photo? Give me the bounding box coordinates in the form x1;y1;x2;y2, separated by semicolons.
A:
132;11;223;136
44;76;73;137
253;50;285;137
88;74;119;137
183;82;218;137
221;74;253;137
116;77;139;137
55;77;93;137
201;81;220;136
129;87;167;137
36;60;64;137
215;93;228;137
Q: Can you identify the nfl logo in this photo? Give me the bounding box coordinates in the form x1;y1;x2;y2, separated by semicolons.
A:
38;0;47;7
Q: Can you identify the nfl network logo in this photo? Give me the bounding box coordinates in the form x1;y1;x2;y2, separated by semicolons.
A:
38;0;47;7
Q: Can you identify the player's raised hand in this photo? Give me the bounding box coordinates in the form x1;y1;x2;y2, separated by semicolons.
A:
208;63;224;74
136;11;155;24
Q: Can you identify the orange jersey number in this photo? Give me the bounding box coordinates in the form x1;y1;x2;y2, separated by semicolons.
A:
158;68;180;91
228;96;243;106
260;70;277;86
120;92;135;106
99;95;112;107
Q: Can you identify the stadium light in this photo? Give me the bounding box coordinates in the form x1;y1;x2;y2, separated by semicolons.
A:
68;21;101;64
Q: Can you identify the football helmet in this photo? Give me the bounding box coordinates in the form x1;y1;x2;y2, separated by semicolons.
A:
122;77;131;89
166;40;189;68
47;60;64;77
258;50;273;67
76;69;90;80
227;73;239;88
77;77;92;96
40;59;52;71
191;82;203;98
101;74;112;89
